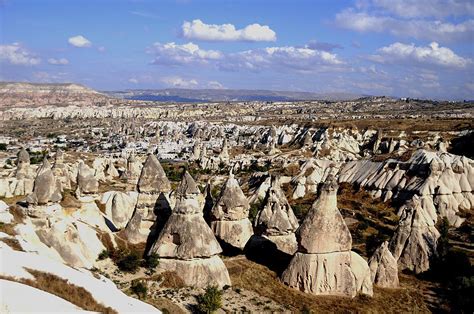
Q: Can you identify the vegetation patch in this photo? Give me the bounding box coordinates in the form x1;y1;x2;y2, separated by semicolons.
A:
196;285;223;314
153;271;185;289
225;257;430;313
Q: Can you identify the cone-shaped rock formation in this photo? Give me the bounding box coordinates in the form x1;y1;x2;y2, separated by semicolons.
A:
210;172;253;250
76;161;99;195
281;175;373;297
389;195;440;274
148;170;231;288
368;241;399;288
27;158;62;205
16;148;34;180
125;154;172;244
254;175;299;254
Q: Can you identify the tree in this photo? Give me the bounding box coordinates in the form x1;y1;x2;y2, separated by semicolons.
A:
130;280;147;300
196;285;222;314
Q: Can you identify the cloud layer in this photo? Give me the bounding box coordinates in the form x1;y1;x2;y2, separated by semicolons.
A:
182;19;276;42
148;41;344;73
161;76;224;89
335;9;474;43
0;43;40;65
370;42;472;68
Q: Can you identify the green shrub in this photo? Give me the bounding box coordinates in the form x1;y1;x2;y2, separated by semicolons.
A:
117;252;141;273
248;201;262;224
0;143;7;151
143;253;159;269
131;280;147;300
97;249;109;260
196;285;222;314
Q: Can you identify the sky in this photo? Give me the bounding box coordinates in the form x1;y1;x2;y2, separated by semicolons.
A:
0;0;473;99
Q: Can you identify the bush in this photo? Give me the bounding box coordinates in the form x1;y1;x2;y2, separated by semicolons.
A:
248;201;262;224
117;252;141;273
97;249;109;260
196;285;222;314
131;280;147;300
143;253;159;270
0;143;7;151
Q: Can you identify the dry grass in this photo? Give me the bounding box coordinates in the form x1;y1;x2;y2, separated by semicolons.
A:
59;190;82;209
146;297;186;314
99;231;148;261
8;205;26;223
225;257;431;314
1;195;25;207
0;222;17;236
95;200;107;214
153;271;185;289
337;183;398;257
0;237;22;251
0;269;117;313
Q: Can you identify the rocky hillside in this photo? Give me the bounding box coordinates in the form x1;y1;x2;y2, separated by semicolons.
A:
0;82;110;108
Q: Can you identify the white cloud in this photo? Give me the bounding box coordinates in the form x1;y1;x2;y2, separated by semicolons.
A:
147;42;222;65
68;35;92;48
161;76;199;88
182;19;276;42
47;58;69;65
160;76;224;89
370;42;472;68
128;78;139;84
370;0;474;18
0;43;40;65
335;9;474;42
207;80;224;89
97;46;106;52
222;46;344;72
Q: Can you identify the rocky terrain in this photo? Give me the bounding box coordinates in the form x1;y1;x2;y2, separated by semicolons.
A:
0;82;113;108
0;82;472;313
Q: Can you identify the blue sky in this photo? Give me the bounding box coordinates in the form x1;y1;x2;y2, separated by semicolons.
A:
1;0;473;99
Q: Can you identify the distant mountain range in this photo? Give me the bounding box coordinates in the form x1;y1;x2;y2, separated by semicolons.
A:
0;82;368;108
105;88;366;102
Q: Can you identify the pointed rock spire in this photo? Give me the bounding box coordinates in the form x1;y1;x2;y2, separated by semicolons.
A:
255;175;299;236
368;241;399;288
27;157;62;205
281;175;373;298
297;175;351;253
16;147;34;180
77;161;99;195
148;171;231;288
388;195;440;273
17;147;30;165
211;172;253;250
253;175;299;254
137;154;171;193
